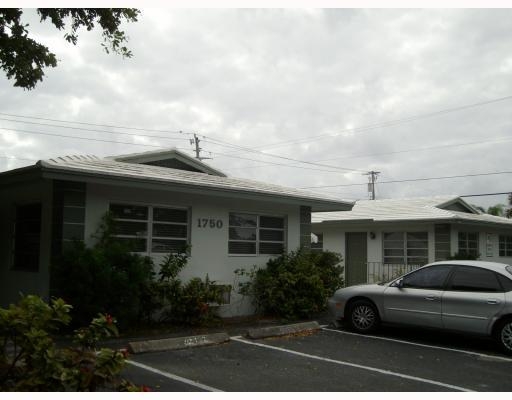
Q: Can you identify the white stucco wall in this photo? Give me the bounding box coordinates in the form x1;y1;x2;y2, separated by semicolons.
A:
314;221;512;269
85;182;302;317
0;179;53;306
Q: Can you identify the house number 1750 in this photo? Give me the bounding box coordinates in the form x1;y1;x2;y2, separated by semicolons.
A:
197;218;223;229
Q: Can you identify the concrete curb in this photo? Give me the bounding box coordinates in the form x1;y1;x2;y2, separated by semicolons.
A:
128;332;230;354
245;321;320;339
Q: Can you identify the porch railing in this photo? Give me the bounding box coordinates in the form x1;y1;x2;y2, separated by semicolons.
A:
366;262;422;284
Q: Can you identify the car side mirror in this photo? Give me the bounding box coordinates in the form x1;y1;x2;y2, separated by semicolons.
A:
393;278;404;288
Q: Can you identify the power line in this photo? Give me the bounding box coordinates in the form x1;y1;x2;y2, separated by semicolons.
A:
0;155;38;162
0;117;192;141
224;135;512;172
202;138;367;173
208;150;362;174
299;171;512;189
0;112;193;135
0;126;189;149
247;94;512;151
460;192;512;198
318;136;512;163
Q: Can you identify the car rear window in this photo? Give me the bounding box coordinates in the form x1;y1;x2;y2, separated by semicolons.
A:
447;266;502;292
497;273;512;292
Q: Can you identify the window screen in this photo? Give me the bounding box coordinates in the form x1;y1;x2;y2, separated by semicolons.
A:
151;207;188;253
229;213;285;255
499;235;512;257
109;204;188;254
458;232;479;257
383;232;428;266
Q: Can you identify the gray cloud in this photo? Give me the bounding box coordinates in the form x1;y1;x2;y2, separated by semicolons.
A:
1;8;511;208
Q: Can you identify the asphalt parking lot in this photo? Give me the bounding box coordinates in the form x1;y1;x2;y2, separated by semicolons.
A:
121;326;512;392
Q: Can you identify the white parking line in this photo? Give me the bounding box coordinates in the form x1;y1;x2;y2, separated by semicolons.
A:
322;327;512;362
126;360;223;392
231;336;471;392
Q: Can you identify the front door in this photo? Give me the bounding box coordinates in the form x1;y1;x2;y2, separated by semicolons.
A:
345;232;368;286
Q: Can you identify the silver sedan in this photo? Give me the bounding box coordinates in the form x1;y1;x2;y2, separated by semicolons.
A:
328;260;512;354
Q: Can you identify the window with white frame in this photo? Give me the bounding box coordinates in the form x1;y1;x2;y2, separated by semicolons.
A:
228;212;285;255
109;204;189;254
458;232;479;258
499;235;512;257
383;231;428;266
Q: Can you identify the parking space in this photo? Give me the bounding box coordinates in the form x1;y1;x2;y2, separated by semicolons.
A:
123;327;512;392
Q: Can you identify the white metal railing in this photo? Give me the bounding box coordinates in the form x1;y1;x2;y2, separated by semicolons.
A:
366;262;422;284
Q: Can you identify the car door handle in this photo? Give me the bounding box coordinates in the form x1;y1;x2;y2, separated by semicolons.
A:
425;296;438;301
486;299;501;305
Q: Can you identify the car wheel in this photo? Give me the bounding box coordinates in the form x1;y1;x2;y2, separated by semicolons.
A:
494;317;512;355
347;300;380;333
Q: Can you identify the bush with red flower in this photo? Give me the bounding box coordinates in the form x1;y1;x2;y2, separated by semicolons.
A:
0;295;147;392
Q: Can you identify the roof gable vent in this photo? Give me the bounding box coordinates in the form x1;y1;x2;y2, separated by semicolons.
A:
105;148;227;177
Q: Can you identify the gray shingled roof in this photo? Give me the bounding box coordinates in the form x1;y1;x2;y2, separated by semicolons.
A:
35;155;353;211
313;196;512;227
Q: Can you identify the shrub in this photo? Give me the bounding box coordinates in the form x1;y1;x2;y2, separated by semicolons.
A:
155;252;225;326
52;213;226;329
236;248;343;319
51;213;157;329
0;295;140;391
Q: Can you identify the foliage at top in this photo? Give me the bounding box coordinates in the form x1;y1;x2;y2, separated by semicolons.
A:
0;295;143;392
235;248;344;320
0;8;139;89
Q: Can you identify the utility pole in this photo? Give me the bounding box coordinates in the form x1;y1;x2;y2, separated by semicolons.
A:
190;134;211;161
364;171;380;200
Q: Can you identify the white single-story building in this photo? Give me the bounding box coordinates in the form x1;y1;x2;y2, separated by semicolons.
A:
0;148;352;317
312;196;512;286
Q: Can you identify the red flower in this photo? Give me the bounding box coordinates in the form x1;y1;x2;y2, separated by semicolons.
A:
141;385;151;392
105;314;113;325
120;348;129;358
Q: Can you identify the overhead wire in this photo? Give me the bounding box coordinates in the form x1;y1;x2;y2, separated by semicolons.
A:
299;171;512;189
0;117;193;141
202;138;367;173
0;112;194;135
244;94;512;151
225;135;512;171
0;126;191;148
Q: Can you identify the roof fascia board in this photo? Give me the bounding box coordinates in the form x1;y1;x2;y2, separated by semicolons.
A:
313;216;512;229
0;165;41;186
451;219;512;229
40;169;352;211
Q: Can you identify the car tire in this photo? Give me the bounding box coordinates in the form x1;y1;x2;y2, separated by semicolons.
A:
347;299;380;333
494;317;512;355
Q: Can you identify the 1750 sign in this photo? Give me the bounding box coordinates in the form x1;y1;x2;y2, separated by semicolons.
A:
197;218;223;229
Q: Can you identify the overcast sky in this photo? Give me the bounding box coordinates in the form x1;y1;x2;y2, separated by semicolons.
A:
1;8;511;209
